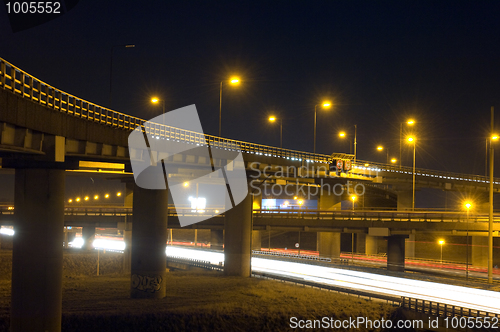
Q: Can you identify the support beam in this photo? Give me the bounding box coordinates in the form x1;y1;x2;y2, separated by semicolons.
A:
82;226;96;250
252;230;262;251
130;185;168;299
224;193;252;277
317;232;341;259
387;235;407;272
11;168;65;332
396;190;412;211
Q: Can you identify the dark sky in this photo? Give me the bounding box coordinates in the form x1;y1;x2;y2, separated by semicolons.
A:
2;0;500;176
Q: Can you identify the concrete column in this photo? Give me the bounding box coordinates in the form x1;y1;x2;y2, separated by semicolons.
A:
130;185;168;299
396;190;412;211
365;235;378;255
123;182;133;272
472;236;488;267
387;235;406;272
356;233;367;253
405;233;416;258
224;193;252;277
318;188;341;210
252;192;262;210
11;168;65;332
82;226;96;250
210;229;224;250
252;231;262;251
122;217;132;273
317;232;341;259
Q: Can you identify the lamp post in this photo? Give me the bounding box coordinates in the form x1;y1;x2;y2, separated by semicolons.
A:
438;239;445;267
464;201;472;281
109;44;135;109
338;125;357;161
377;145;390;164
399;119;415;168
488;106;498;284
313;101;332;154
407;136;416;211
219;76;240;137
268;115;283;148
151;97;166;127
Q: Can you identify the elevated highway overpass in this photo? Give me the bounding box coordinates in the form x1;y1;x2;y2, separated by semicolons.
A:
2;57;500;330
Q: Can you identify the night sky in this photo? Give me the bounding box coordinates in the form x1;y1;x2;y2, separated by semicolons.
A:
2;1;500;176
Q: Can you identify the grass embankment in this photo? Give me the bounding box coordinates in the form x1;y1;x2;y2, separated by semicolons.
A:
0;250;398;331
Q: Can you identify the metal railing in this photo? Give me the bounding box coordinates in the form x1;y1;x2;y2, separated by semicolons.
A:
353;159;500;186
2;56;500;184
402;296;500;320
2;204;500;223
0;57;331;163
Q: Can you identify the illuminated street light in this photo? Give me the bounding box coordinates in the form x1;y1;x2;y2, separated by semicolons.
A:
84;196;89;201
117;192;122;197
391;158;397;164
400;118;415;168
76;197;81;202
464;201;473;281
269;115;283;148
219;76;241;137
376;145;391;164
313;101;332;154
338;125;357;161
183;182;189;187
438;239;445;267
105;194;109;199
94;195;99;200
407;136;416;211
489;106;497;284
151;96;166;117
68;199;73;203
351;195;357;211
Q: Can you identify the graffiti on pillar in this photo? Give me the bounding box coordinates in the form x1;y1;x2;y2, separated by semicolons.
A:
131;274;163;293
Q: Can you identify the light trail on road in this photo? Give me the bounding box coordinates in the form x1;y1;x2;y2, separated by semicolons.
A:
166;246;500;315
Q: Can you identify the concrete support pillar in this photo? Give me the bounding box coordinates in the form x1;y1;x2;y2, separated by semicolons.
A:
123;182;133;272
472;236;488;267
318;189;341;210
365;235;378;255
317;232;341;259
252;231;262;251
356;233;366;253
130;185;168;299
387;235;406;272
82;226;96;250
210;229;224;250
224;193;252;277
122;217;132;273
397;190;412;211
405;233;416;258
11;168;65;332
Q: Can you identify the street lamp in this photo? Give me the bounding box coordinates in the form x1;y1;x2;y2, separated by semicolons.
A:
438;239;445;267
376;145;390;164
338;125;357;161
313;101;332;154
400;119;415;168
351;195;357;211
109;44;135;109
219;76;241;137
268;115;283;148
407;136;416;211
488;113;498;283
390;158;397;164
464;201;472;281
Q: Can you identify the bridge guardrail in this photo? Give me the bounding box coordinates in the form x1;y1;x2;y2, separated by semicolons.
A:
3;56;500;184
353;159;500;186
